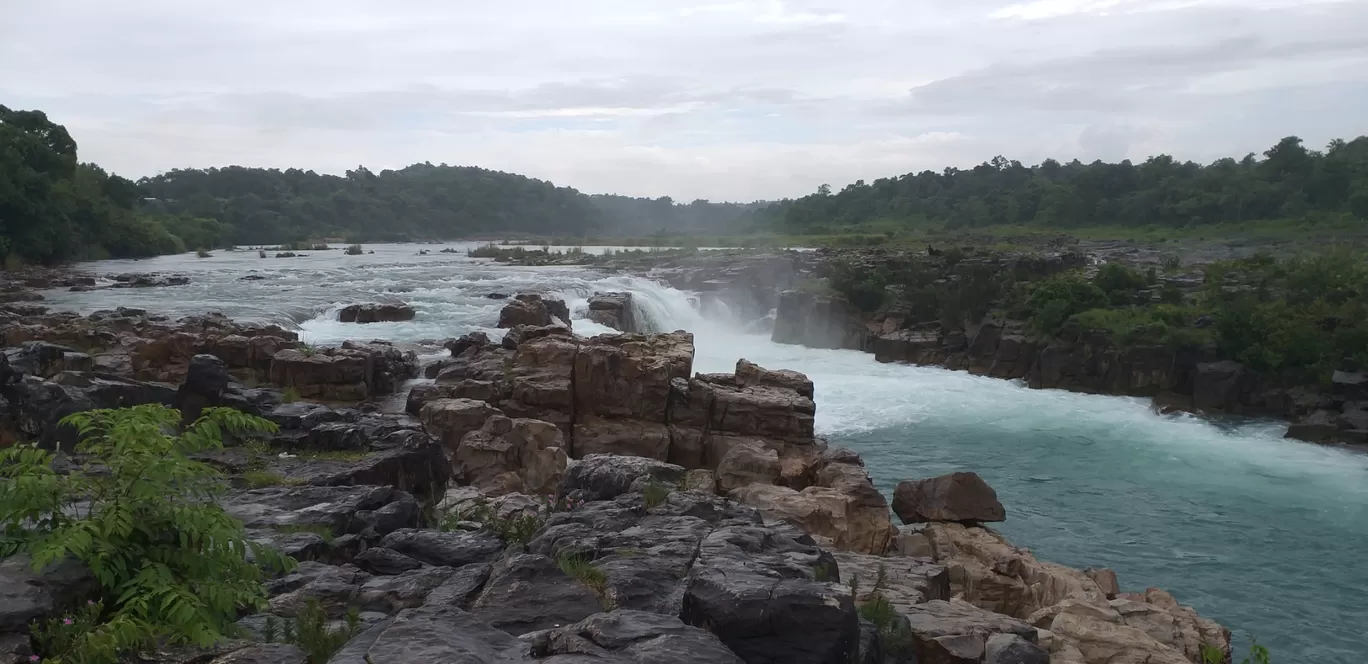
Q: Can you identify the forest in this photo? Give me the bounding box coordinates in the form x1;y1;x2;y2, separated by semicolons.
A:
4;101;1368;266
755;136;1368;232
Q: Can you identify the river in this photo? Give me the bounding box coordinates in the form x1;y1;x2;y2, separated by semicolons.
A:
41;243;1368;662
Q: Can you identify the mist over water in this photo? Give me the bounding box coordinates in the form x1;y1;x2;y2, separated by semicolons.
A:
44;245;1368;662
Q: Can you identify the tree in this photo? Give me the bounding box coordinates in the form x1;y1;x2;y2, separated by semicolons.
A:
0;405;293;663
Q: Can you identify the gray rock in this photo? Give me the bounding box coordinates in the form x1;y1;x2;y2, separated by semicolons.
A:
531;610;744;663
900;600;1038;663
378;529;506;568
560;454;685;502
984;633;1050;664
0;555;95;632
353;547;424;575
330;606;531;664
471;554;604;636
892;472;1006;524
356;566;457;614
422;563;492;609
207;643;308;664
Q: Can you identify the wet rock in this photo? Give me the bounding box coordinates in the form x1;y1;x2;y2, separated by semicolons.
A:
984;633;1050;664
356;566;459;614
772;290;868;351
682;524;859;664
586;292;638;333
715;440;781;493
2;341;89;378
353;547;424;576
497;293;568;328
329;606;531;664
419;398;501;451
561;454;685;502
339;303;417;324
0;555;96;632
377;529;505;568
207;643;308;664
223;485;419;551
470;553;604;636
892;472;1006;524
529;610;745;663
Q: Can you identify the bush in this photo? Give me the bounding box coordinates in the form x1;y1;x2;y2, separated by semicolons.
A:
1024;273;1108;334
1094;262;1150;305
642;478;670;509
344;244;363;255
827;259;889;311
0;405;292;663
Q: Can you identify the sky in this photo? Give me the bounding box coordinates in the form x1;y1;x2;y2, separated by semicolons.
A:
2;0;1367;201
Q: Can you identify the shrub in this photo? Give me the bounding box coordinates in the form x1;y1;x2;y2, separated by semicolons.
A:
0;405;292;663
858;595;913;656
642;478;670;509
440;498;546;545
281;386;301;404
557;552;607;596
344;244;363;255
291;600;361;663
826;259;889;311
1025;273;1108;334
1094;262;1150;305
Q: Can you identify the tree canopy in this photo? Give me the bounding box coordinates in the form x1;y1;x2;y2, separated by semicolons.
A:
756;136;1368;232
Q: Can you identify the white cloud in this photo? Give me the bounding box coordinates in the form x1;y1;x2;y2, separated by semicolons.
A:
1;0;1365;200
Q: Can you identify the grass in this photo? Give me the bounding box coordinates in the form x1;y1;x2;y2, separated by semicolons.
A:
642;478;670;508
264;600;361;664
858;595;913;657
241;470;306;488
269;523;336;543
439;499;546;545
296;449;370;462
557;551;608;604
281;386;301;403
813;561;836;582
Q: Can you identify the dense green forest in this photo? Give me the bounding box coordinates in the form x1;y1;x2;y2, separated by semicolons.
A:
756;136;1368;232
5;102;1368;266
0;105;183;266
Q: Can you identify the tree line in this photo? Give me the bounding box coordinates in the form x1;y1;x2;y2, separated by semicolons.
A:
755;136;1368;232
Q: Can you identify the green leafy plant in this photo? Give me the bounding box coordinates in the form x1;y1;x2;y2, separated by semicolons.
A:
31;600;109;664
1203;640;1272;664
0;405;294;663
858;595;913;657
812;561;836;582
290;600;361;664
642;478;670;509
557;551;610;608
281;386;302;403
440;498;545;545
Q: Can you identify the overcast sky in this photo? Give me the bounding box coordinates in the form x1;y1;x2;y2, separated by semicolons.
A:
3;0;1366;201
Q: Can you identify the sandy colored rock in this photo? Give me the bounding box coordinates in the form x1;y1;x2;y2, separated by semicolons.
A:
715;440;781;493
452;415;567;495
419;398;501;451
573;331;693;421
572;415;671;460
730;483;888;554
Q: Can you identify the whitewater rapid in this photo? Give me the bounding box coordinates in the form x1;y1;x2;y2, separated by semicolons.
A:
40;245;1368;661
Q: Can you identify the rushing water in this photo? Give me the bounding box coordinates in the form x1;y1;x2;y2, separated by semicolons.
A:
43;244;1368;662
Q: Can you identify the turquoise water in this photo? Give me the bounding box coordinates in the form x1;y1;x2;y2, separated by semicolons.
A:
45;247;1368;662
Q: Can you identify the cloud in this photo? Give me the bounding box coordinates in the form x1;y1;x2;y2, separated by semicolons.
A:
2;0;1366;200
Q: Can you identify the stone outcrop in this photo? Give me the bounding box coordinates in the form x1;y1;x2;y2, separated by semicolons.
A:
586;292;638;333
893;472;1007;524
496;293;570;328
339;303;417;324
269;341;416;401
772;290;869;350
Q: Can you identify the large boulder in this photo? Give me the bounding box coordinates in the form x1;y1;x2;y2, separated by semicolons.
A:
893;472;1006;524
502;334;580;428
329;606;531;664
339;303;416;324
574;332;694;421
470;553;604;636
771;290;869;351
731;483;889;555
573;415;672;461
899;600;1042;664
715;440;781;493
497;293;568;328
586;292;639;333
418;398;501;451
377;529;506;568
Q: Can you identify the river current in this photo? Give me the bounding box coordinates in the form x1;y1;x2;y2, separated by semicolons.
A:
42;244;1368;661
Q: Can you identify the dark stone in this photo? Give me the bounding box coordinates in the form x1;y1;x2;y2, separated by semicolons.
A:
470;553;605;636
329;606;531;664
421;562;492;609
339;303;417;324
207;643;308;664
531;610;745;663
377;529;505;568
0;555;96;632
984;633;1050;664
560;454;686;502
354;547;424;576
892;472;1006;524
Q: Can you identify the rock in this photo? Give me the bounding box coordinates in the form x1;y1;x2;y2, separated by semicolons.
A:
892;472;1006;524
678;374;816;443
682;524;859;664
377;529;506;568
2;341;87;378
353;547;424;575
222;485;420;550
1086;568;1120;599
573;415;672;461
356;566;459;614
178;353;232;420
683;469;718;494
0;633;33;664
497;293;566;328
502;323;574;350
730;483;889;554
502;334;579;427
0;555;96;632
771;290;869;351
421;562;492;609
530;610;745;663
586;292;639;333
573;332;694;422
560;455;685;502
419;398;501;451
715;440;780;493
984;633;1050;664
1035;600;1190;664
832;551;950;608
735;358;814;399
452;414;567;495
900;600;1039;664
470;553;604;636
329;606;532;664
208;643;308;664
339;303;416;324
443;331;491;358
1192;361;1245;412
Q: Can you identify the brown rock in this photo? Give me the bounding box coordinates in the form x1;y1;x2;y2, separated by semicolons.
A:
496;293;567;328
453;414;567;495
1086;568;1120;599
585;292;638;332
572;415;671;460
892;472;1006;524
339;303;416;324
419;398;501;451
735;358;814;399
715;440;781;493
729;483;888;554
573;332;693;421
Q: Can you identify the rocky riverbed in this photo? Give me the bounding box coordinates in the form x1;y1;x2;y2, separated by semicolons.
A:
0;289;1233;664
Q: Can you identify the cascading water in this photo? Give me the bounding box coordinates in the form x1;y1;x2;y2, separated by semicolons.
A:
38;245;1368;662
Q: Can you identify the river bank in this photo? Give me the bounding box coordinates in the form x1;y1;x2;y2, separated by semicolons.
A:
5;245;1367;661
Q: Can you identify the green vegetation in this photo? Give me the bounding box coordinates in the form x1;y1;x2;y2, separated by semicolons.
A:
269;523;336;543
857;595;913;657
642;478;670;508
241;470;305;489
760;136;1368;233
812;561;836;582
556;551;609;608
0;405;292;663
438;498;545;545
281;386;301;403
263;600;362;664
1202;640;1271;664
